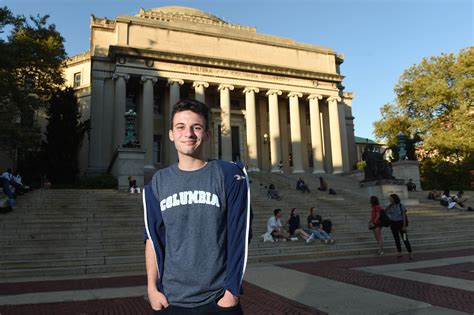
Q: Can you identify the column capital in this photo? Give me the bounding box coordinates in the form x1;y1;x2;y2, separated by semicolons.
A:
167;78;184;86
308;94;323;101
217;84;234;91
243;87;260;94
288;92;303;98
192;81;209;89
327;95;342;103
266;89;282;96
112;73;130;81
140;76;158;84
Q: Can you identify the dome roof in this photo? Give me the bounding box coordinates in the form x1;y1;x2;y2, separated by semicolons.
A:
142;6;225;23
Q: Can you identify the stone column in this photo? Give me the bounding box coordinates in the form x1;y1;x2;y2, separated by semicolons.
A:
141;75;158;170
167;79;184;164
193;81;209;103
308;94;325;173
89;76;104;172
243;87;259;171
266;90;282;172
288;92;304;173
328;96;343;174
112;73;130;150
218;84;234;161
338;100;350;172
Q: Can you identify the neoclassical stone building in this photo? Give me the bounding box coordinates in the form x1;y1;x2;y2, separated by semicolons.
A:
64;6;356;179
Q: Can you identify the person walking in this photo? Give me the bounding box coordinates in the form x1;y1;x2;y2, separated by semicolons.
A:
143;99;250;314
368;196;384;256
386;194;413;260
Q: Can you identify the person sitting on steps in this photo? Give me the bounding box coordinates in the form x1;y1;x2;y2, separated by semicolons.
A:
305;207;334;244
265;208;290;242
317;177;328;192
285;208;314;243
406;179;417;192
296;178;310;193
267;184;282;200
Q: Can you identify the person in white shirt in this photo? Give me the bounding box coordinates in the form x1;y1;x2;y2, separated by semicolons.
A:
265;208;290;242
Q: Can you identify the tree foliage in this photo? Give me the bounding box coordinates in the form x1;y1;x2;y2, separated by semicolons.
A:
374;47;474;157
44;88;89;185
374;47;473;189
0;6;66;154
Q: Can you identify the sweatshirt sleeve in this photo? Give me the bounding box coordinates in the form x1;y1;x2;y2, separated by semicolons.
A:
221;161;250;297
143;184;166;292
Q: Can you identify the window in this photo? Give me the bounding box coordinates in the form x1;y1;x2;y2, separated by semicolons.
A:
73;72;81;88
153;135;162;164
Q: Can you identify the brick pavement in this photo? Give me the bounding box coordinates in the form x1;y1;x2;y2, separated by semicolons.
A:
408;262;474;281
0;281;323;315
281;248;474;313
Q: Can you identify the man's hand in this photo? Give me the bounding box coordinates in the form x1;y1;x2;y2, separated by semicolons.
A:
217;290;239;308
148;287;169;311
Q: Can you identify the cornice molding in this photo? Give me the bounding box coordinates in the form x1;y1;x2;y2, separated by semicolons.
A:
108;46;344;83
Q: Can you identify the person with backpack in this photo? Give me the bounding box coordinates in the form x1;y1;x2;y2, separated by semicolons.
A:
368;196;385;256
386;194;413;260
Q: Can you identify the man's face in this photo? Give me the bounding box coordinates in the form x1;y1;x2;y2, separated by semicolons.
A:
169;110;209;159
276;211;281;219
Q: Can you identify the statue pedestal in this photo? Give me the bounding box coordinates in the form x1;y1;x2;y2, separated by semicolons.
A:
111;148;146;191
361;180;419;206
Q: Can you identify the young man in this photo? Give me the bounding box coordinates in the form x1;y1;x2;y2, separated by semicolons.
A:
266;208;290;242
306;207;334;244
143;99;250;314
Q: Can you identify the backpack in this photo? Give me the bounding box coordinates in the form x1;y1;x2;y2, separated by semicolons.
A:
379;210;391;227
322;219;332;234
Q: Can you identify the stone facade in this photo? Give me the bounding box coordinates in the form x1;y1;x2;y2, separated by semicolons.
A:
63;6;356;176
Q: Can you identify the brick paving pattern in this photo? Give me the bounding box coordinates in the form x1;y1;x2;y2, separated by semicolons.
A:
281;248;474;313
0;276;147;296
408;262;474;281
0;281;323;315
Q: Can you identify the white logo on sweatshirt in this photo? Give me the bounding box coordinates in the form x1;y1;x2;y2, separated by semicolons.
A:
160;190;221;211
234;175;246;181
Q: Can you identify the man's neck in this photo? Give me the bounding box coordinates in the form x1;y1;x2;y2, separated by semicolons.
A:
177;154;208;171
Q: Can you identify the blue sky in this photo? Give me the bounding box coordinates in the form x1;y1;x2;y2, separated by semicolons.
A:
2;0;472;139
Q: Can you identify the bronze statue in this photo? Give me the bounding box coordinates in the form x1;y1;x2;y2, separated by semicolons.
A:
362;145;395;182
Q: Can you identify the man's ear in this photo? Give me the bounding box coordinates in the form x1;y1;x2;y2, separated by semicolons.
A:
169;128;174;142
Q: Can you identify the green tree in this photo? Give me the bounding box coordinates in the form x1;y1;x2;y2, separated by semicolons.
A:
0;6;66;168
374;47;473;155
44;88;89;185
374;47;473;188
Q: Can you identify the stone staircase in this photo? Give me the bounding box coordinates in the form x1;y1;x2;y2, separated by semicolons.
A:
0;190;145;279
247;171;474;262
1;176;473;280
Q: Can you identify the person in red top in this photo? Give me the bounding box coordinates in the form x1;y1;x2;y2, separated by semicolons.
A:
369;196;384;256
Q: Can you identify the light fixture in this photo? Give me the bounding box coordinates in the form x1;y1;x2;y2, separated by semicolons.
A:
263;133;269;144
